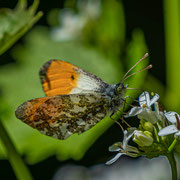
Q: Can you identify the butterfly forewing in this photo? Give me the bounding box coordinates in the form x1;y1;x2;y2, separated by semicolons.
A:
15;93;109;139
39;60;109;96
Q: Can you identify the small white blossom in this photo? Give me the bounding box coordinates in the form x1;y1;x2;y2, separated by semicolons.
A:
158;111;180;138
125;91;160;124
106;128;139;165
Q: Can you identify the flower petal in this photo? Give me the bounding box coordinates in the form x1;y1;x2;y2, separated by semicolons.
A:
123;128;136;149
139;91;150;107
155;102;165;122
106;153;124;165
108;142;122;152
149;93;160;106
164;111;179;124
158;125;178;136
137;110;158;124
125;107;143;117
126;128;136;141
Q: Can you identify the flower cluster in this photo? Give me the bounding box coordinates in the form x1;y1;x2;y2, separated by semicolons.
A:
106;91;180;164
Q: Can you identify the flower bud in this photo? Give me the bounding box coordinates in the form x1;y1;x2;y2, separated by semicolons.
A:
140;120;154;132
133;130;153;147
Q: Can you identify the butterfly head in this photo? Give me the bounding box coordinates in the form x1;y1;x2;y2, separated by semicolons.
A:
106;82;127;112
115;82;127;96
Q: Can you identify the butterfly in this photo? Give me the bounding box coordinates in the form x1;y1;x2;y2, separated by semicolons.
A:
15;54;150;140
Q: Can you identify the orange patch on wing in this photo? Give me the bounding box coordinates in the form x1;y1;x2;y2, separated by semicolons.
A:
41;60;79;96
25;97;51;121
15;97;53;123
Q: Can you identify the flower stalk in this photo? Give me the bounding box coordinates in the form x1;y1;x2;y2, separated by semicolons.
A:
0;119;33;180
168;139;178;153
167;153;178;180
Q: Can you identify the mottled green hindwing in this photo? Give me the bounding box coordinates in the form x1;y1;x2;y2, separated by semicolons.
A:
16;93;109;139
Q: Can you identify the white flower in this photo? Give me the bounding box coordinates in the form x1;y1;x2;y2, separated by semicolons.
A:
158;111;180;138
106;128;139;165
125;91;160;124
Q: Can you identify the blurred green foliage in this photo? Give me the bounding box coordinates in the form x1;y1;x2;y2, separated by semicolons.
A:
164;0;180;112
82;0;125;58
0;0;148;164
3;0;180;179
0;27;147;164
0;0;42;179
0;0;42;55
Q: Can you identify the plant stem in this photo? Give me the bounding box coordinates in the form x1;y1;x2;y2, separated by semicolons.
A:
164;0;180;109
167;153;178;180
168;139;178;152
0;119;33;180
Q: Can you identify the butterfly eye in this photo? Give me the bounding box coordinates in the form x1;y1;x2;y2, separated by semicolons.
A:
115;83;124;94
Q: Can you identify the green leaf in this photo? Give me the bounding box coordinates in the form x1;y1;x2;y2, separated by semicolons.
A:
0;0;43;55
0;26;148;164
0;27;122;164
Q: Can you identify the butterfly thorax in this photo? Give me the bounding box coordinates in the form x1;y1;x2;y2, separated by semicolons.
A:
104;83;127;112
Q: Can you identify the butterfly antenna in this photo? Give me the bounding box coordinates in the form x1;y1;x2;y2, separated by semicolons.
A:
121;53;149;83
121;64;152;83
126;87;144;91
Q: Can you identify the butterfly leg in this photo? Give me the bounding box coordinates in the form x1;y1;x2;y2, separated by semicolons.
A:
123;96;138;105
116;98;131;128
110;112;124;131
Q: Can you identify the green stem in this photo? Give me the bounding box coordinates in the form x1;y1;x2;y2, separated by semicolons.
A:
167;153;178;180
164;0;180;109
0;119;33;180
168;139;178;152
